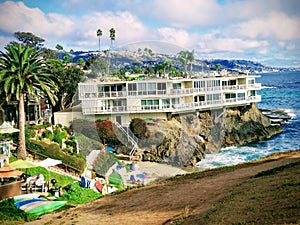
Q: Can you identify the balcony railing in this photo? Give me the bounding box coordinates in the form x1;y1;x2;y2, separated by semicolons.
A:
81;95;261;115
79;83;261;100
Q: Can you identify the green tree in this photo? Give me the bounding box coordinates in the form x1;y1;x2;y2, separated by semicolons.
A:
46;59;84;111
96;29;102;52
13;32;45;50
188;50;195;73
55;44;63;51
0;44;58;159
109;28;116;51
178;50;189;76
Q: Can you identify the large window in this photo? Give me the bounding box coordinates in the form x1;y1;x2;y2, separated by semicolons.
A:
225;93;236;99
173;83;181;89
206;93;221;101
171;98;180;104
207;80;221;87
237;93;245;100
141;99;159;109
194;95;205;102
194;81;205;88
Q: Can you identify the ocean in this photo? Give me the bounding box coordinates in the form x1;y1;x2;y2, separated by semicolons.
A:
197;71;300;169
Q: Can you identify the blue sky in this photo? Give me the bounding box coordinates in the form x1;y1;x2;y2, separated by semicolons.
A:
0;0;300;67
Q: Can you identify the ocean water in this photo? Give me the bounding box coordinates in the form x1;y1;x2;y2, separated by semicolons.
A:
197;71;300;169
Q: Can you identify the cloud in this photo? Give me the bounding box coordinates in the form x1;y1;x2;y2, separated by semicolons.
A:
0;1;151;51
0;1;74;39
234;11;300;41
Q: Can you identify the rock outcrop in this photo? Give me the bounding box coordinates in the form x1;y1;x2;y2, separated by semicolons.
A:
137;103;283;167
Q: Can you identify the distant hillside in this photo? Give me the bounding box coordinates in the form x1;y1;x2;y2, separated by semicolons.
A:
70;48;297;74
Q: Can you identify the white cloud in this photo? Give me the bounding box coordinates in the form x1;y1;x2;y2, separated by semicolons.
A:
0;1;74;39
234;11;300;41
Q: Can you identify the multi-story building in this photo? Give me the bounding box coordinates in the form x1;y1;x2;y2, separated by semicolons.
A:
78;71;261;127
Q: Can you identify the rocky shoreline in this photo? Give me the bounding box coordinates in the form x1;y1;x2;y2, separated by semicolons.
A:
133;103;289;167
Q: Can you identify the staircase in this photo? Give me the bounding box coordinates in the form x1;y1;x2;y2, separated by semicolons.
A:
114;122;139;160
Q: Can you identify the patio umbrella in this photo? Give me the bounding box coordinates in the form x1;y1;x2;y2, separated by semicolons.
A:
0;122;20;134
10;159;39;169
0;165;23;178
36;158;62;168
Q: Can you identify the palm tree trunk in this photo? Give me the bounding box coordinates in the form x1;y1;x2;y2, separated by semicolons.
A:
18;93;27;159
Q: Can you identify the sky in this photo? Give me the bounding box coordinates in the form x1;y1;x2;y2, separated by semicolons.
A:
0;0;300;67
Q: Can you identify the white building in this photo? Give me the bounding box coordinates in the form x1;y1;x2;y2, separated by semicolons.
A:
77;71;261;127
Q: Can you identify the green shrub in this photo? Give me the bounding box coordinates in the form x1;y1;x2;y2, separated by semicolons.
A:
0;198;37;222
57;182;101;204
27;140;86;174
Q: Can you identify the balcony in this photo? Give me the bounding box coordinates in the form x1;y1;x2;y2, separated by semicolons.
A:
81;95;261;115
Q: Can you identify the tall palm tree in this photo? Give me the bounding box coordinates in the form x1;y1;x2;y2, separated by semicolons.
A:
109;28;116;51
0;43;58;159
96;29;102;53
188;50;195;73
178;51;189;76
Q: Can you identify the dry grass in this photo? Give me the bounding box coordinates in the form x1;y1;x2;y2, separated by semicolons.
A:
181;159;300;225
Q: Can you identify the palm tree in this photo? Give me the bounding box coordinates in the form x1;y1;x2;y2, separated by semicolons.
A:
0;43;58;159
178;51;189;76
109;28;116;51
96;29;102;53
188;50;195;73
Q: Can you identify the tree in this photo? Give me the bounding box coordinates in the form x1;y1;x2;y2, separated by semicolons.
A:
109;28;116;51
85;56;109;78
96;29;102;53
188;50;195;73
55;44;63;51
13;32;45;50
178;51;189;75
0;44;58;159
46;59;84;112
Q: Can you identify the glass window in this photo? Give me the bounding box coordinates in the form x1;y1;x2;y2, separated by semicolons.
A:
128;83;137;91
173;83;181;89
158;82;166;90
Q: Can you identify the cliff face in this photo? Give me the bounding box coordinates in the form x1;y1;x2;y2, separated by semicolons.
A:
139;103;283;167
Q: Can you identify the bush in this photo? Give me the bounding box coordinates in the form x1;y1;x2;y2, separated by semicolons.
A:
0;198;37;222
27;140;86;173
57;182;101;204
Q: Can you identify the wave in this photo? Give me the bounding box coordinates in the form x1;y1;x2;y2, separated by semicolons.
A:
261;86;277;89
284;109;297;119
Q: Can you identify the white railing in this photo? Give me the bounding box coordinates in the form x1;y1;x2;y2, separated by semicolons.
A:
79;84;261;100
82;95;261;115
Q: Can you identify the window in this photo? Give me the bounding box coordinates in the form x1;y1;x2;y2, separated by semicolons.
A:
237;93;245;100
194;81;205;88
171;98;180;104
157;82;166;90
207;93;221;101
141;99;159;109
173;83;181;89
148;83;156;94
248;79;254;85
225;93;236;99
207;80;220;87
128;83;137;91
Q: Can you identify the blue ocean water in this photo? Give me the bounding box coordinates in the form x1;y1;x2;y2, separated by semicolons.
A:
197;71;300;169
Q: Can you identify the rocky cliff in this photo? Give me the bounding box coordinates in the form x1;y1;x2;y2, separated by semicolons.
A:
137;103;283;167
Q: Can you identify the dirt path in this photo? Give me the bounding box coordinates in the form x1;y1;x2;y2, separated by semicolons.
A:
25;152;300;225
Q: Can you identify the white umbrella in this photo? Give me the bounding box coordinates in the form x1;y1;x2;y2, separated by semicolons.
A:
0;122;20;134
37;158;62;167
